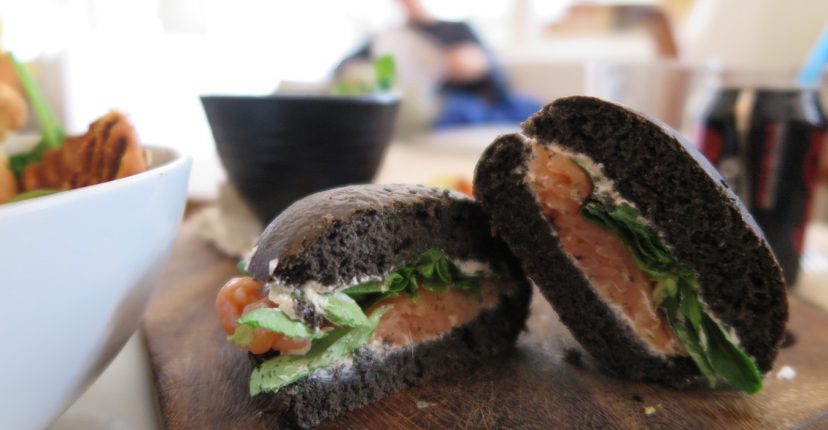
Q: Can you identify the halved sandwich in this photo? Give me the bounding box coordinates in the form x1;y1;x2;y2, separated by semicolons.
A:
474;96;788;393
215;184;531;428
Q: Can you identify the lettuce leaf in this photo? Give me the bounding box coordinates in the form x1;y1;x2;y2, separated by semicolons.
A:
341;248;483;299
316;291;372;328
582;200;763;394
249;306;389;395
231;308;326;346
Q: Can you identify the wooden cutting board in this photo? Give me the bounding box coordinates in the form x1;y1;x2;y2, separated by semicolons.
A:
143;221;828;429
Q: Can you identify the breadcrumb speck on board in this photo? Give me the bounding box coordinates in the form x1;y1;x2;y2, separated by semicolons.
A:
416;400;437;409
776;365;796;380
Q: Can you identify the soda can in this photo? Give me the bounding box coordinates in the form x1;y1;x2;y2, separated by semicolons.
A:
695;88;748;201
746;88;826;285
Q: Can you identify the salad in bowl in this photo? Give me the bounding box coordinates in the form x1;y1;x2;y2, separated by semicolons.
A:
0;52;191;429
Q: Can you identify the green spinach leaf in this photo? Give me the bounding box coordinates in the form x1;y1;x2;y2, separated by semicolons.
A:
233;308;325;342
582;199;763;393
343;248;482;301
317;291;372;328
340;281;384;296
249;306;389;395
701;313;763;394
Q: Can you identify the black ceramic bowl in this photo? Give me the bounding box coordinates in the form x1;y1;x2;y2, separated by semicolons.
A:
202;94;400;223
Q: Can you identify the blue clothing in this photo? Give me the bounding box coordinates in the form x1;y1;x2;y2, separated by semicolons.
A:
433;91;542;128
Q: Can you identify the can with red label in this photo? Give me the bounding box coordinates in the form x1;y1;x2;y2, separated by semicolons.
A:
746;88;826;285
695;88;747;201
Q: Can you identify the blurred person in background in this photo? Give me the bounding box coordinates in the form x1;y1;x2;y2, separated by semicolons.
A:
334;0;540;135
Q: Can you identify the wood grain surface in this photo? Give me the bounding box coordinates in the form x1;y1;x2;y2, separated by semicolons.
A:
143;221;828;429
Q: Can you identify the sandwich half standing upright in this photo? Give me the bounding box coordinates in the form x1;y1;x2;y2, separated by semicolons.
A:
215;184;531;428
474;96;788;393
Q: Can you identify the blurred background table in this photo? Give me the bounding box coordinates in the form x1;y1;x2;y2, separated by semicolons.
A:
49;141;828;430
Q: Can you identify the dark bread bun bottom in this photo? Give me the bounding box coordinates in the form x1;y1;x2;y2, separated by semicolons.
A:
253;283;531;429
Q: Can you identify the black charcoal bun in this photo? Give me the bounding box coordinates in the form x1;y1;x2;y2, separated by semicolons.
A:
249;184;519;290
255;285;530;429
474;96;787;386
246;184;532;428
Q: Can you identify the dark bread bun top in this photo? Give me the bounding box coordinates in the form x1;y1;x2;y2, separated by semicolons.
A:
248;184;515;290
522;96;787;371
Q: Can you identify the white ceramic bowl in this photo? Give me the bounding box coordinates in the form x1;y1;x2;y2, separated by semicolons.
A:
0;146;191;429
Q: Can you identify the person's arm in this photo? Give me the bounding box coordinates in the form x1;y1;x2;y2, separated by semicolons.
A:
443;43;489;82
443;23;512;101
434;23;491;83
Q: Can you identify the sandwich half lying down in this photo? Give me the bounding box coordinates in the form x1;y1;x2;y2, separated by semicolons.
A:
215;184;531;428
474;96;788;393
